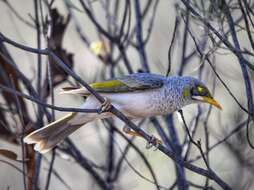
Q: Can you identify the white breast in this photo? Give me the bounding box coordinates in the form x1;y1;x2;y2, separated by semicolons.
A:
104;91;158;118
79;89;159;119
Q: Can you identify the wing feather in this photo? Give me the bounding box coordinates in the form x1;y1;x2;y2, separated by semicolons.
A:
60;73;164;96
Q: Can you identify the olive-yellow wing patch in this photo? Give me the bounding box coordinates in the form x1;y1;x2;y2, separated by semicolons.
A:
60;79;129;96
60;74;164;96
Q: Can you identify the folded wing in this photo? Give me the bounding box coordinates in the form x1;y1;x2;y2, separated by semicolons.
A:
60;73;164;96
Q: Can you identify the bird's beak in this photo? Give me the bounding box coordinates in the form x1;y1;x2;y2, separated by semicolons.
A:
192;96;222;110
202;96;222;110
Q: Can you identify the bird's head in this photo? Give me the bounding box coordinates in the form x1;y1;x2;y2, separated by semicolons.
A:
180;77;222;110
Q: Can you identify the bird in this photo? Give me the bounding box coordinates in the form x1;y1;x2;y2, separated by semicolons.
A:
24;73;222;153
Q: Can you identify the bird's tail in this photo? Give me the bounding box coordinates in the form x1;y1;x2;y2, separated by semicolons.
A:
24;112;84;154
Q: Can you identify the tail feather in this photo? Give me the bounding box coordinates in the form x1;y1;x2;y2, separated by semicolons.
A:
24;112;83;154
32;124;80;154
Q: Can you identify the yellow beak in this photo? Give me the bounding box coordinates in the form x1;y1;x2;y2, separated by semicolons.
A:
202;97;222;110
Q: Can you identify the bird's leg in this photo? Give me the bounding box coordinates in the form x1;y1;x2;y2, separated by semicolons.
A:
99;97;112;113
122;126;142;137
123;126;162;150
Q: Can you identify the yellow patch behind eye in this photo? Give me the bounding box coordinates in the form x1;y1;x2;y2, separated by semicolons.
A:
197;86;203;93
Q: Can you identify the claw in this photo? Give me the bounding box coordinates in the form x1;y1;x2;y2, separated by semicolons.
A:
146;142;153;149
99;97;111;113
146;135;162;150
153;141;160;151
123;127;162;150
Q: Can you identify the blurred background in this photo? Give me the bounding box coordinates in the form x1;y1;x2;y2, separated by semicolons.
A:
0;0;254;189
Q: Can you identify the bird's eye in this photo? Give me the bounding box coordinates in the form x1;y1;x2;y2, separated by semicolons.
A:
191;86;209;97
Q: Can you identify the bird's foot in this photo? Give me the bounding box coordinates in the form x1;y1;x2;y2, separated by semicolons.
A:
123;126;142;137
99;97;112;113
146;135;162;151
123;127;162;150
